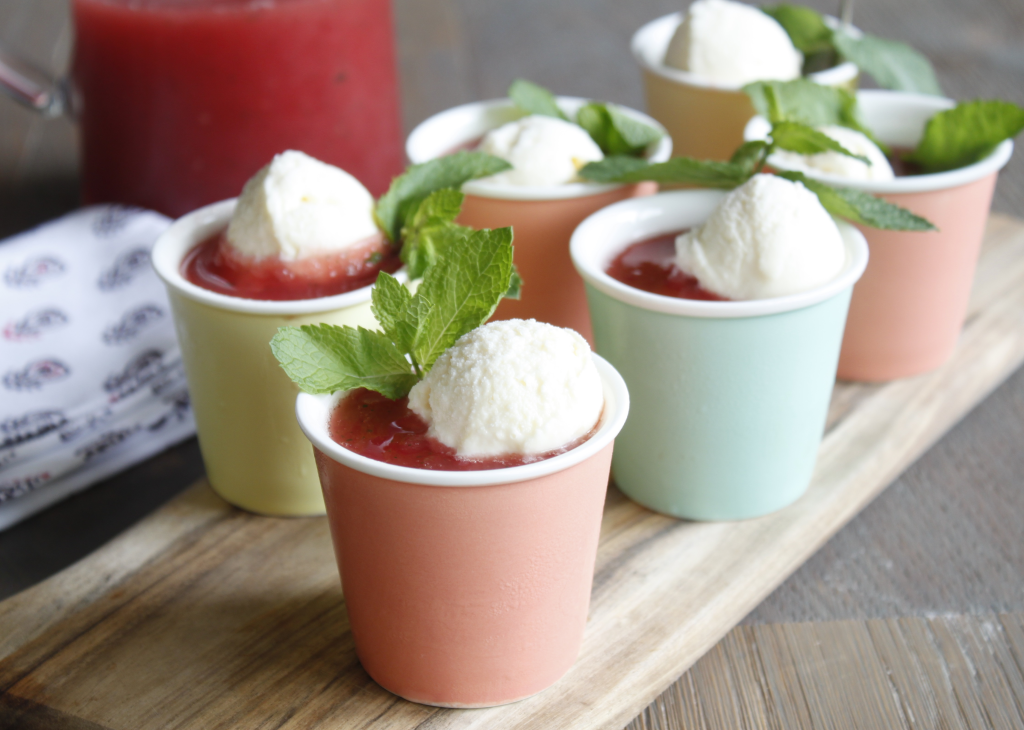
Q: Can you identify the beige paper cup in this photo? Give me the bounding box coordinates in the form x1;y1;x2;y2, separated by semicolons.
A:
744;90;1014;381
632;12;859;162
152;200;391;515
406;97;672;344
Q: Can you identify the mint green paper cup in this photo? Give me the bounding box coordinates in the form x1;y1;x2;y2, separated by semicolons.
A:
570;191;868;521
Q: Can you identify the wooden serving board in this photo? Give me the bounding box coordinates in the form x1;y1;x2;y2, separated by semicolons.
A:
3;215;1024;730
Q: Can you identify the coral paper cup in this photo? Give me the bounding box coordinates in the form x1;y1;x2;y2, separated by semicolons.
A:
152;200;387;516
632;12;859;162
745;90;1015;381
295;356;628;707
571;191;868;521
406;97;671;344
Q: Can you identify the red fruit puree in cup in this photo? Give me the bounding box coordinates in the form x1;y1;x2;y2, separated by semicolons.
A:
606;232;727;301
72;0;404;217
183;231;401;300
329;388;598;470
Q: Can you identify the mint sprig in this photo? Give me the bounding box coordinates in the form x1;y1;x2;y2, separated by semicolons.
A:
508;79;662;158
374;151;511;243
271;226;517;399
759;4;942;96
399;188;474;280
904;100;1024;173
578;121;934;232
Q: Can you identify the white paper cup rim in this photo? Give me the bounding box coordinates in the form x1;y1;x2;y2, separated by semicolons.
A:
405;97;673;201
570;189;869;319
295;354;629;487
152;199;404;316
743;90;1015;194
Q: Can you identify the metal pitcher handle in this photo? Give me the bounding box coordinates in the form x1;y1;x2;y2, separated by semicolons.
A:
0;45;69;118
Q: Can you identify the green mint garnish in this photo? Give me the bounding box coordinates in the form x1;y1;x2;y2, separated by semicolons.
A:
831;31;942;97
374;151;511;243
758;4;942;96
399;188;474;280
776;171;935;231
271;226;517;399
579;122;935;231
508;78;568;120
508;79;662;158
904;100;1024;173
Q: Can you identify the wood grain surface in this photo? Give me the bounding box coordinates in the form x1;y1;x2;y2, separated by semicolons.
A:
2;216;1023;730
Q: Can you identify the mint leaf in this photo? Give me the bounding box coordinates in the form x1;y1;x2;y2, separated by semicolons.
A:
730;140;770;175
270;324;418;399
777;171;937;231
576;102;661;156
508;79;567;120
832;31;942;96
399;188;474;279
409;227;515;371
506;267;523;300
371;272;416;353
761;4;834;56
905;100;1024;173
580;155;748;188
771;121;870;163
606;104;663;152
745;79;861;129
374;151;511;242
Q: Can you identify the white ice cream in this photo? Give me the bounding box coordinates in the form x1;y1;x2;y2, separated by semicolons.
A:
675;174;846;300
664;0;803;87
407;319;603;457
226;150;379;261
477;115;604;186
771;125;895;181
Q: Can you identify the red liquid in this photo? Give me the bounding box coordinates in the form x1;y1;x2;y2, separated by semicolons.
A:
183;231;401;300
606;233;727;301
72;0;404;217
329;388;598;471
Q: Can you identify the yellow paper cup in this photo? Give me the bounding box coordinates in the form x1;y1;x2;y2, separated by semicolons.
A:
152;200;389;515
406;97;671;344
631;12;859;162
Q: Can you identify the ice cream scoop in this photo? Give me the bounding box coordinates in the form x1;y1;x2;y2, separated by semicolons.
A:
226;150;379;261
477;115;604;186
407;319;603;457
663;0;803;87
772;126;895;181
675;174;846;299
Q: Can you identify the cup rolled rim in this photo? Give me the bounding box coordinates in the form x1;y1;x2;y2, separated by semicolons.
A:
630;11;859;92
405;96;673;201
151;198;405;316
743;89;1015;194
570;189;869;319
295;354;629;487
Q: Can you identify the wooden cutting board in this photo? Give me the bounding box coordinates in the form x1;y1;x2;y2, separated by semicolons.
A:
3;214;1024;730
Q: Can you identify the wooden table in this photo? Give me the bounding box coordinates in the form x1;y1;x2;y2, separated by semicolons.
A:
2;1;1023;728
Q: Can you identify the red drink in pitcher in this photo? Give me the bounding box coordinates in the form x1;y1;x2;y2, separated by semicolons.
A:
72;0;404;217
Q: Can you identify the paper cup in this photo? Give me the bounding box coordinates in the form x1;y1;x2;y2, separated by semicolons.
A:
295;355;628;707
632;12;859;162
571;191;868;521
406;97;672;344
152;200;389;516
745;90;1015;381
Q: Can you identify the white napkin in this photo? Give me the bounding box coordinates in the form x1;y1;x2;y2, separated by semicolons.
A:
0;206;195;531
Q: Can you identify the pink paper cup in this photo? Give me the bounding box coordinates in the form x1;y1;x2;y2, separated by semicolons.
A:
294;355;629;707
745;90;1014;381
406;98;671;344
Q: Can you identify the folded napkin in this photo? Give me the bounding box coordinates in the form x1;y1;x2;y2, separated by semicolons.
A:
0;206;196;531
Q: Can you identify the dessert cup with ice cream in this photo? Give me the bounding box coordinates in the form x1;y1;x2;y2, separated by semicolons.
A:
632;0;858;162
279;228;629;705
745;90;1016;380
571;175;868;520
406;93;671;344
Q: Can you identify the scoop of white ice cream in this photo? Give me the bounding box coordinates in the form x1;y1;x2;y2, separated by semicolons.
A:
477;115;604;186
772;125;895;181
226;150;379;261
408;319;603;457
664;0;803;87
675;174;846;300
